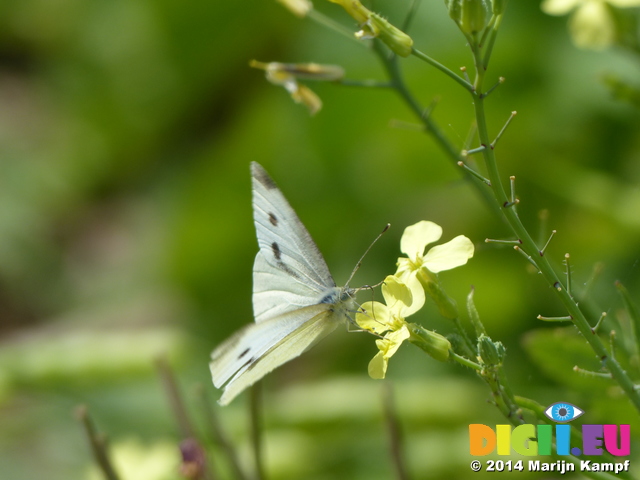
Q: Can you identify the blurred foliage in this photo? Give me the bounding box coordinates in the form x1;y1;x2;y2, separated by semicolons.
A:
1;0;640;479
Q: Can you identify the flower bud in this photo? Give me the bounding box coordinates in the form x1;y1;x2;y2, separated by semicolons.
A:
477;334;505;366
466;287;486;336
445;0;490;36
409;324;451;362
365;13;413;57
328;0;413;57
180;439;207;479
418;270;459;320
250;61;345;115
250;60;345;82
328;0;369;24
448;333;476;359
492;0;506;15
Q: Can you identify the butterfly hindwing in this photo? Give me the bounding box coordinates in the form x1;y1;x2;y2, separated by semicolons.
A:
210;304;339;405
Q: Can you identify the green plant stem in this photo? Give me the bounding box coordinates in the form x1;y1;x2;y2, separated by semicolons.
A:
308;10;366;45
338;79;393;88
382;383;409;480
196;385;249;480
411;47;474;92
402;0;422;32
156;357;196;439
372;41;501;217
453;317;476;353
467;44;640;414
496;367;520;420
250;384;266;480
478;15;496;51
483;367;522;426
449;351;482;370
156;358;215;480
75;405;121;480
376;43;461;164
616;281;640;369
482;14;503;69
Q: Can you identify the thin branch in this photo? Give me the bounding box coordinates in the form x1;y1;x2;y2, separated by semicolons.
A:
75;405;121;480
250;384;266;480
156;357;196;439
411;47;474;92
196;385;249;480
383;383;409;480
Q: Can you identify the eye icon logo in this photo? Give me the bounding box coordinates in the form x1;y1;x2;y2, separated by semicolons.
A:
544;402;584;423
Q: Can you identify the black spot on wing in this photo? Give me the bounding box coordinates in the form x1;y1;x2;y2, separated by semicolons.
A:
252;162;279;190
277;260;301;280
238;348;250;359
271;242;281;260
240;357;256;371
268;213;278;226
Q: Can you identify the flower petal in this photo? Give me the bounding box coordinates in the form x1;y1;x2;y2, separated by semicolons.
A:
607;0;640;7
541;0;582;16
368;351;387;379
400;221;442;257
356;301;391;334
394;271;425;316
381;275;412;313
367;326;410;379
395;257;412;276
276;0;313;17
423;235;474;273
569;1;615;50
383;325;411;358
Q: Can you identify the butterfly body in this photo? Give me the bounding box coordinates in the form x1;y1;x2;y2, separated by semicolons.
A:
210;162;354;405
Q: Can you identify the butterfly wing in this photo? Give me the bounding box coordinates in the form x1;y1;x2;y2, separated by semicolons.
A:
210;162;352;405
210;304;340;406
251;162;336;322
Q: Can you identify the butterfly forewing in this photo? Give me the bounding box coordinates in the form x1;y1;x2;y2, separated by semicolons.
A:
251;162;336;323
253;252;333;322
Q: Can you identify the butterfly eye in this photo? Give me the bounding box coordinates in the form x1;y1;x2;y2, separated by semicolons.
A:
544;402;584;423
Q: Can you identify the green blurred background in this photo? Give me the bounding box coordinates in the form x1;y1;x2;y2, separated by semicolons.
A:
1;0;639;478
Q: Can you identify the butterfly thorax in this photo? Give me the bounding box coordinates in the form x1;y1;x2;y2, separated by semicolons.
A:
318;286;356;321
317;286;351;303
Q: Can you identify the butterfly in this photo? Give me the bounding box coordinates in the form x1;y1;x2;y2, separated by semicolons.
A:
210;162;356;405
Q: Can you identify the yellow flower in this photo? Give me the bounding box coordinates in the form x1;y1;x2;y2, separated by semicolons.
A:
277;0;313;17
250;61;345;115
368;328;411;379
356;275;413;379
85;438;177;480
542;0;640;49
395;221;474;315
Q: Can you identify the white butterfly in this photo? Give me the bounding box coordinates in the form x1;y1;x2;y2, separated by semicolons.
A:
210;162;356;405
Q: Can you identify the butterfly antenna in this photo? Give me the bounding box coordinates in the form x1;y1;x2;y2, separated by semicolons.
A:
345;223;390;288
